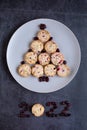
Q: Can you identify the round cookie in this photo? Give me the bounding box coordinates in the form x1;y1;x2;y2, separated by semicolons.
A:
44;64;56;77
32;64;43;77
38;53;50;66
30;40;43;53
37;30;50;42
17;64;31;77
24;52;37;64
45;41;57;54
32;104;45;117
51;52;64;65
57;64;70;77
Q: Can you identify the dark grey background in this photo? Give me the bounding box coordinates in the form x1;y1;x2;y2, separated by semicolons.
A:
0;0;87;130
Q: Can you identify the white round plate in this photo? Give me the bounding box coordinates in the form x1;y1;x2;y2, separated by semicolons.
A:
6;18;81;93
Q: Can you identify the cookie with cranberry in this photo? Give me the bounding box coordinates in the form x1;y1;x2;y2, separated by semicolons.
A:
37;30;50;43
32;64;44;77
51;52;64;65
38;53;50;66
30;40;43;53
45;41;57;54
17;64;31;77
57;64;70;77
24;52;37;64
44;64;56;77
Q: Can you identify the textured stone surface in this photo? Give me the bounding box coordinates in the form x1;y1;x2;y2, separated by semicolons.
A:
0;0;87;130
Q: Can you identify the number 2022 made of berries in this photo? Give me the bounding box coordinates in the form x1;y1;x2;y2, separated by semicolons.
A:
18;100;71;118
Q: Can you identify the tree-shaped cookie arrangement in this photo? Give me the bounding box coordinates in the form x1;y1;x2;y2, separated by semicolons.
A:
17;24;70;82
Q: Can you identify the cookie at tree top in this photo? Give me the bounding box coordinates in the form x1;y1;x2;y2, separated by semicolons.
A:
37;30;50;43
17;64;31;77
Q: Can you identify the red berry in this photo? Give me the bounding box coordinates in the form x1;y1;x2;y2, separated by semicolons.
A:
39;24;46;29
21;61;25;64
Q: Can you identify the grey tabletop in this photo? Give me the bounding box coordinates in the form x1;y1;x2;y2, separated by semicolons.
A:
0;0;87;130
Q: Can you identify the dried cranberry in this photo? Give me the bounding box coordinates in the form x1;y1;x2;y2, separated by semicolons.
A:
50;114;55;117
18;102;28;108
64;101;71;106
54;114;58;117
59;60;63;64
61;109;67;113
64;113;71;117
53;105;57;109
63;60;67;64
41;76;45;81
33;37;38;40
25;114;30;117
65;101;69;104
50;115;54;117
21;61;25;64
20;111;24;114
64;100;69;103
60;101;71;108
38;51;41;53
24;106;29;111
39;24;46;29
51;102;56;105
46;112;50;117
59;112;71;117
56;48;60;52
66;103;71;107
57;68;60;71
39;77;42;82
18;114;25;118
18;114;24;118
46;102;51;106
45;77;49;82
46;101;56;106
48;37;53;41
49;61;52;64
36;61;40;64
41;49;46;53
28;49;32;52
50;109;54;112
64;106;69;110
38;76;49;82
60;101;67;105
59;112;65;116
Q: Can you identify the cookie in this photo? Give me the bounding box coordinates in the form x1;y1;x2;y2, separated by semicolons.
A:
32;64;43;77
44;64;56;77
51;52;64;65
37;30;50;42
57;64;70;77
45;41;57;54
32;104;45;117
24;52;37;64
38;53;50;66
30;40;43;53
17;64;31;77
